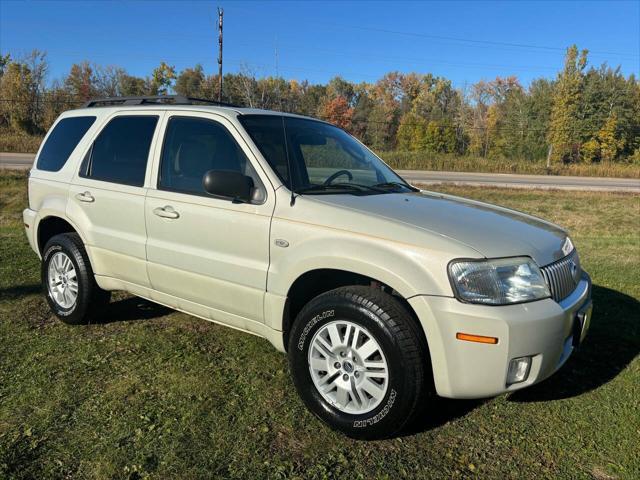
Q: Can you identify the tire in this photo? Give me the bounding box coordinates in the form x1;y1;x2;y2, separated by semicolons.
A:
41;232;111;324
288;286;427;440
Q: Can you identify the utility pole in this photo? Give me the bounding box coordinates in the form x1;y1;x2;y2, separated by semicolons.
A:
217;7;224;102
275;36;282;109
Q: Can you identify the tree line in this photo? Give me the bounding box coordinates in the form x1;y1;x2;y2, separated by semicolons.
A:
0;46;638;163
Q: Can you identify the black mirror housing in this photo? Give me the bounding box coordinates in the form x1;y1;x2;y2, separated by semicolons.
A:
202;170;254;203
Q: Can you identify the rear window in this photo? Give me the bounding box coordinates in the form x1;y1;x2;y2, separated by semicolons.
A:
81;116;158;187
36;116;96;171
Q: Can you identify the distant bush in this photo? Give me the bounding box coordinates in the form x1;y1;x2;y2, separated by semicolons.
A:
0;129;42;153
378;151;640;179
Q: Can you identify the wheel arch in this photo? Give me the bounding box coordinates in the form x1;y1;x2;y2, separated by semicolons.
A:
37;215;80;255
281;268;428;358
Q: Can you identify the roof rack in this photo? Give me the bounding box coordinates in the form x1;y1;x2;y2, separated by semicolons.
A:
81;95;239;108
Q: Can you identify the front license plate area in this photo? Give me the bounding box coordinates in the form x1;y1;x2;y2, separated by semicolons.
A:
572;301;593;349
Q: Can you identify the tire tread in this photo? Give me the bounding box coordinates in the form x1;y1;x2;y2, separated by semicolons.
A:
290;285;427;439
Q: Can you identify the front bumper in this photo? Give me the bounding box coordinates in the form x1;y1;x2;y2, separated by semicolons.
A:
409;272;592;399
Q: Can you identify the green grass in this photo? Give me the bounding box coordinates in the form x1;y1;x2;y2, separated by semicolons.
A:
1;170;639;479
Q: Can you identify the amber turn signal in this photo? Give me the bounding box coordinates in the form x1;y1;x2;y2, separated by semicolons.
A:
456;332;498;344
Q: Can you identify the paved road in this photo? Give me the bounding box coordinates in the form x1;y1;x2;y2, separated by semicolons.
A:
398;169;640;193
0;153;36;170
2;152;639;193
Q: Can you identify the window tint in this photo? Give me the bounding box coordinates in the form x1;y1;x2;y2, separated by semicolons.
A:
240;115;407;192
159;116;263;201
83;116;158;186
37;116;96;171
239;115;290;183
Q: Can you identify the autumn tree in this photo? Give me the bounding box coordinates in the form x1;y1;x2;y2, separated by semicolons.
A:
467;80;492;156
0;53;10;77
119;73;148;96
326;76;356;106
41;82;69;129
597;112;624;161
1;46;638;164
175;64;205;97
396;111;426;151
149;61;176;95
548;45;588;163
93;65;125;97
319;96;354;131
0;62;32;130
65;61;97;102
350;85;375;143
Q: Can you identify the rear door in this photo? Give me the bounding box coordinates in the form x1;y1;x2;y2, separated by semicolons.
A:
144;112;274;326
67;111;163;287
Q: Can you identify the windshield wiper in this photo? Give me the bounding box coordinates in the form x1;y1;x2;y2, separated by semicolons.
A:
295;183;387;195
371;181;419;192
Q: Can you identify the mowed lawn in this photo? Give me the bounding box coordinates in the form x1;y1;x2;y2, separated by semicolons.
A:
1;170;638;480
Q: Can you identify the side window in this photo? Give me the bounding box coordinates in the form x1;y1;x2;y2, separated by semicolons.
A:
82;116;158;187
159;116;264;202
37;116;96;171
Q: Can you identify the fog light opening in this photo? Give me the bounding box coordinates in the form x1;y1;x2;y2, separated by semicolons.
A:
507;356;532;385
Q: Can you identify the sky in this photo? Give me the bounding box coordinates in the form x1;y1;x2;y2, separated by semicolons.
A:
1;0;639;88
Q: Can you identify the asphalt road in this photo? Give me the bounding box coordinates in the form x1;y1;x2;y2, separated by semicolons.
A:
2;152;639;193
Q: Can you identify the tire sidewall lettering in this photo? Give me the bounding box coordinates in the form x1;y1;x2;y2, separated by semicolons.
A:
297;309;334;351
292;301;405;435
353;389;397;428
43;244;62;262
44;244;78;315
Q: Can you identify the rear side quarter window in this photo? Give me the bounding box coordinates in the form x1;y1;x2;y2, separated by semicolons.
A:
36;116;96;171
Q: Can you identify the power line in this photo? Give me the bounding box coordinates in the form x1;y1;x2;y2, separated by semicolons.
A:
210;4;639;58
299;21;640;59
3;17;637;59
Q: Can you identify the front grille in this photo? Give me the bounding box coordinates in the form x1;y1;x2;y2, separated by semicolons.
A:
540;249;582;302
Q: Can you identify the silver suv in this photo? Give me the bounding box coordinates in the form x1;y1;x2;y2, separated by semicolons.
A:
23;96;592;439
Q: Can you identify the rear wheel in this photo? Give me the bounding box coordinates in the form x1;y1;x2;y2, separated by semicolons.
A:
42;233;110;324
288;286;427;439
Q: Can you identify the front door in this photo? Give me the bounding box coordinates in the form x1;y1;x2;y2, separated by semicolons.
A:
144;113;274;327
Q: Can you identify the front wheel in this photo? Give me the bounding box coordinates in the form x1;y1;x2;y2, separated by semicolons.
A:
288;286;427;439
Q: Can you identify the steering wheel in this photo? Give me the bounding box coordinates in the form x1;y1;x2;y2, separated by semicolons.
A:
323;169;353;186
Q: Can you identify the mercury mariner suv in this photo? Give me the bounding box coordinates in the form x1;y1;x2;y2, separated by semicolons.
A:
23;96;592;439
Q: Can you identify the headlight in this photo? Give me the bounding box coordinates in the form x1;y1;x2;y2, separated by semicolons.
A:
448;257;550;305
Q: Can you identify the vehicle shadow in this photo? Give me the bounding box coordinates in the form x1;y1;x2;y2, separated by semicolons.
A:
93;296;174;324
510;284;639;402
0;284;42;301
400;396;486;437
0;283;173;324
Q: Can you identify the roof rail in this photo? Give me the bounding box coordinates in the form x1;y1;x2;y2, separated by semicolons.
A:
81;95;239;108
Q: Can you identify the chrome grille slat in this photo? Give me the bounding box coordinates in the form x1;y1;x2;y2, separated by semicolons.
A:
541;249;581;302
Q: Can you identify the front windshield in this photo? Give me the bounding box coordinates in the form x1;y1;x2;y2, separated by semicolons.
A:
240;115;414;195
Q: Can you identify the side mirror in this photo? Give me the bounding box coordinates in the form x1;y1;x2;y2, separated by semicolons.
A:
202;170;254;203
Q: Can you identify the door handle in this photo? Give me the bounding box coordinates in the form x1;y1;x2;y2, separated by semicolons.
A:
153;206;180;219
75;191;94;203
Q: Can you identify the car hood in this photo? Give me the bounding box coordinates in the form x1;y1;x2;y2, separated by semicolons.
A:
312;190;568;266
